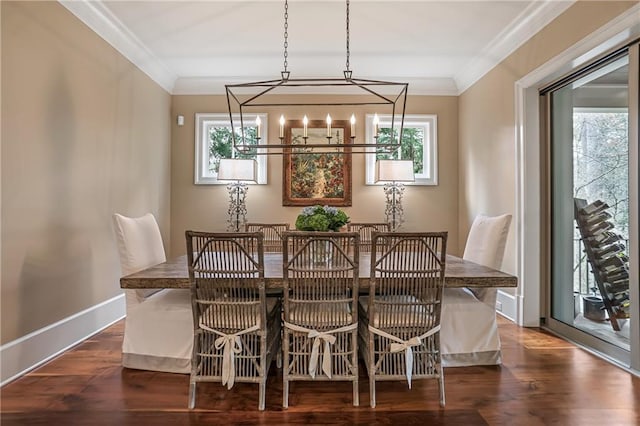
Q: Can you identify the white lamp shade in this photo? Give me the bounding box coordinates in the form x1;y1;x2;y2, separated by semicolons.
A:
375;159;415;183
217;158;257;182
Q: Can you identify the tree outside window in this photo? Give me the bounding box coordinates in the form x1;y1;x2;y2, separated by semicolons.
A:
195;113;267;184
365;114;437;185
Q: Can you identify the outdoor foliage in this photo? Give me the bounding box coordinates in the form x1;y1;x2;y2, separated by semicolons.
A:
572;111;628;294
376;127;424;174
573;112;629;238
208;126;257;173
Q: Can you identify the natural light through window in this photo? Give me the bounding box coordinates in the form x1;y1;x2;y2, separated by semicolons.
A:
194;113;267;184
365;114;437;185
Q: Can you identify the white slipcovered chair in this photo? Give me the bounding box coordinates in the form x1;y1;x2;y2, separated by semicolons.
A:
113;213;193;373
441;214;512;366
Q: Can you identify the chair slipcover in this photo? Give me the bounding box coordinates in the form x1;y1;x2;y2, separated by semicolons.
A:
441;214;512;366
113;213;193;373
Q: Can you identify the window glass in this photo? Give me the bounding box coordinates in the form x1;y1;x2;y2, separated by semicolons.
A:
365;114;437;185
194;113;267;184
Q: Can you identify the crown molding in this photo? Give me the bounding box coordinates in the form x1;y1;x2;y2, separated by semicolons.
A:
60;0;575;97
172;76;459;96
58;0;176;93
455;0;575;94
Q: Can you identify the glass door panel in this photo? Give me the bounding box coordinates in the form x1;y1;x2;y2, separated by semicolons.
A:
550;53;633;355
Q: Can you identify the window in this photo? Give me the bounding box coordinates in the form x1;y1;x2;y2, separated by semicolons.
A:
365;114;438;185
573;108;629;238
194;113;267;184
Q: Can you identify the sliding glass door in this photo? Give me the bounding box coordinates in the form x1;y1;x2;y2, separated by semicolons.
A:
545;43;638;369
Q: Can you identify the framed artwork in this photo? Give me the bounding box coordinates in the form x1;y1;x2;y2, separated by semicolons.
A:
283;119;352;206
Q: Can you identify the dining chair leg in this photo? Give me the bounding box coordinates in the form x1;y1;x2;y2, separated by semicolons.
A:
353;379;359;407
369;374;376;408
259;381;266;411
188;382;196;409
283;378;289;408
438;365;446;407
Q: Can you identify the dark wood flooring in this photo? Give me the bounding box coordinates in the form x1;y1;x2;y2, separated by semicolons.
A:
1;317;639;425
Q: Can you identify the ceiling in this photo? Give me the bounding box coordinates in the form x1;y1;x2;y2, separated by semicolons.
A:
61;0;575;95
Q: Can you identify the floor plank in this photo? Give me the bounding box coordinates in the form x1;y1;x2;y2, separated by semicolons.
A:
1;318;639;425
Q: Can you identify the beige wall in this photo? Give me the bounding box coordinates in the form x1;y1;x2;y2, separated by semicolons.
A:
1;1;171;343
3;0;630;347
170;95;458;257
458;1;637;281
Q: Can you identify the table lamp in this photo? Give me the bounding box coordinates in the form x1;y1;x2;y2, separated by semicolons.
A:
217;158;258;232
375;159;415;230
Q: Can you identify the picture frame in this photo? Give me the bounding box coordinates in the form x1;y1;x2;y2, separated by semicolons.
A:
282;119;352;206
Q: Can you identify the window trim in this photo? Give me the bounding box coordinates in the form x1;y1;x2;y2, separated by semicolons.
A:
194;113;268;185
365;114;438;185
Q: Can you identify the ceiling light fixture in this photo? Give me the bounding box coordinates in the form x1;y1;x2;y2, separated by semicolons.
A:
225;0;408;155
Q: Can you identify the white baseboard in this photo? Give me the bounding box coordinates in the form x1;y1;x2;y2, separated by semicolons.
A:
496;290;517;322
0;294;126;386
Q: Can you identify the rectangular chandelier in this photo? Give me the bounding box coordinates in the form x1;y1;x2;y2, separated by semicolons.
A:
225;75;408;155
224;0;408;156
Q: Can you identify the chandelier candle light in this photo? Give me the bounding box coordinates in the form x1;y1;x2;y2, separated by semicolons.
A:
375;159;415;230
217;158;258;232
225;0;408;154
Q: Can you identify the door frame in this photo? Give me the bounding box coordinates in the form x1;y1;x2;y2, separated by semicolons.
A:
514;5;639;372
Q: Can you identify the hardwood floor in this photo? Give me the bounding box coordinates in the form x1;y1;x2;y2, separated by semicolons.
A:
1;317;639;425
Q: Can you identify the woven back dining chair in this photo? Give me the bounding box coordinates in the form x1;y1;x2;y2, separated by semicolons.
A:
185;231;282;411
281;231;360;408
347;223;391;252
245;223;290;252
358;231;448;408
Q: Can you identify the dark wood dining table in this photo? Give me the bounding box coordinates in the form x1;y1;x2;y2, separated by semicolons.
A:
120;253;517;290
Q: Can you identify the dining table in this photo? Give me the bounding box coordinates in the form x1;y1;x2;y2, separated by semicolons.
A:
120;252;517;290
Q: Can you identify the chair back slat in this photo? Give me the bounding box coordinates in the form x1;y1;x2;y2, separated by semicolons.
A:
245;223;290;252
283;231;359;329
369;232;447;338
347;222;391;252
186;231;265;331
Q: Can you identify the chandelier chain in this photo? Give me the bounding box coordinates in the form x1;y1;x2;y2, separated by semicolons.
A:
283;0;289;72
345;0;350;71
226;0;408;154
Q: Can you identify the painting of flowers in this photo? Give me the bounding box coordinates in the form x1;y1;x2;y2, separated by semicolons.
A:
283;120;352;206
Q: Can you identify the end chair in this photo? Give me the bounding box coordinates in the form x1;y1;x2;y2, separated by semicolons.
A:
359;231;448;408
281;231;360;408
185;231;282;411
113;213;193;373
440;214;512;366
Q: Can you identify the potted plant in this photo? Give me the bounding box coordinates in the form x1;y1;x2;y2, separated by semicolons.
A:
294;205;350;266
295;205;349;232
